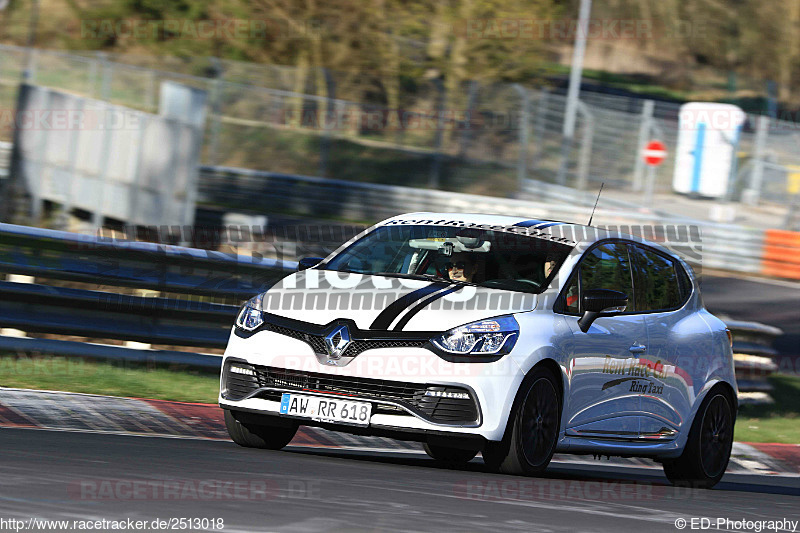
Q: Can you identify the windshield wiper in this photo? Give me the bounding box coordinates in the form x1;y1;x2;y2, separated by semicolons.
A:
373;272;477;286
325;268;359;274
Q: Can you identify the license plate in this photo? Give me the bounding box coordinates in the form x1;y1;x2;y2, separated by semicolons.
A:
279;393;372;426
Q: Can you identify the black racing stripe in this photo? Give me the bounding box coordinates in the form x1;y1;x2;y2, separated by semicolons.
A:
392;285;462;331
512;219;547;227
369;283;447;330
512;220;565;229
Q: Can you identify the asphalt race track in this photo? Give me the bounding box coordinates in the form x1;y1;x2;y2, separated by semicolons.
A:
0;428;797;533
0;273;797;532
700;274;800;361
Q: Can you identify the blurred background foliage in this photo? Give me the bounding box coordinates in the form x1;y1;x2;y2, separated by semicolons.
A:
1;0;800;106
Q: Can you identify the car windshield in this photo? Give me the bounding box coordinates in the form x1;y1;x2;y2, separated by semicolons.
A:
321;224;574;294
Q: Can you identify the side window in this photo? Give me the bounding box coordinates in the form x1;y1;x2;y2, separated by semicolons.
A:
579;242;636;313
634;247;683;311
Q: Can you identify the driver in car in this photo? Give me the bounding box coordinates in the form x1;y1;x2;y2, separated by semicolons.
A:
446;254;477;282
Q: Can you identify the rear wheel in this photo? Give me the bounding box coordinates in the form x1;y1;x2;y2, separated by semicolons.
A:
224;410;298;450
423;443;478;465
662;390;734;489
483;367;561;475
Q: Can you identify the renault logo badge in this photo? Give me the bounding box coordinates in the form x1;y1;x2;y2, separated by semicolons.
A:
324;325;351;359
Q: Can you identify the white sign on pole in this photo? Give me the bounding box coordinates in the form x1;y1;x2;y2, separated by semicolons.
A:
672;102;746;198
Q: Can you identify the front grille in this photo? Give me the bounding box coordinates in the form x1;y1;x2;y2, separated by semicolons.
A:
259;365;421;401
223;361;478;424
264;322;327;354
262;321;427;357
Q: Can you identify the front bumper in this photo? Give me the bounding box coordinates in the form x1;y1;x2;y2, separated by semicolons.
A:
219;327;525;442
223;404;488;450
222;358;482;425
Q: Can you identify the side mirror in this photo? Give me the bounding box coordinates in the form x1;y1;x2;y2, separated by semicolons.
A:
577;289;628;333
298;257;323;271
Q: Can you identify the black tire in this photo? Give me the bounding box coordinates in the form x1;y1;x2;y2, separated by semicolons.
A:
224;410;298;450
662;390;735;489
482;367;561;476
423;443;478;465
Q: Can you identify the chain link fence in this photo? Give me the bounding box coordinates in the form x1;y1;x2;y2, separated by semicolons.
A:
1;44;799;212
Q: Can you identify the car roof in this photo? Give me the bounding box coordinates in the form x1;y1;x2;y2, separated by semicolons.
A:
381;212;634;246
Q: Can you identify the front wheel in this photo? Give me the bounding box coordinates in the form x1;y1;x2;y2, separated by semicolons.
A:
483;367;561;476
662;390;734;489
224;410;298;450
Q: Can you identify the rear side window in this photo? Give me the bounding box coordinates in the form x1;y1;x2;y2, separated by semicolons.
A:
634;247;684;311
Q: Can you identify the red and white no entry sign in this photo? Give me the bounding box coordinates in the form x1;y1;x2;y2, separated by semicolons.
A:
643;140;667;166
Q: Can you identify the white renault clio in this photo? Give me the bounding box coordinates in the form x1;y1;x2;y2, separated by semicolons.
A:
220;213;737;488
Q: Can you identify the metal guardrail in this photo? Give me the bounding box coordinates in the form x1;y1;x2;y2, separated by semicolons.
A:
0;223;296;367
724;319;784;398
725;319;783;352
0;280;233;347
0;336;224;370
0;222;295;299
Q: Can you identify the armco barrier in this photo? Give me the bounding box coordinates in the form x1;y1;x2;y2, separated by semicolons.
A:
762;229;800;280
724;319;784;398
0;222;296;366
0;336;223;369
0;222;295;299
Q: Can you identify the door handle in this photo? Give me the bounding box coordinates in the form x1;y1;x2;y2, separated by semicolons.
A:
629;344;647;354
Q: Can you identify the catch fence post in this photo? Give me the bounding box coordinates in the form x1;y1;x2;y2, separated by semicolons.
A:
575;101;594;191
513;84;530;195
632;100;654;191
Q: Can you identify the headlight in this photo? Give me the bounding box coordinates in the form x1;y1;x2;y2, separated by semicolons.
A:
235;294;264;331
431;315;518;355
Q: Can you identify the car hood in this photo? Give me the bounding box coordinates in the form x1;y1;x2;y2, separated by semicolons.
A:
259;270;537;332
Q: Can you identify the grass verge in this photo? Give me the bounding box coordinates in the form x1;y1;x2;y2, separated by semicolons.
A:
0;355;219;404
735;375;800;444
